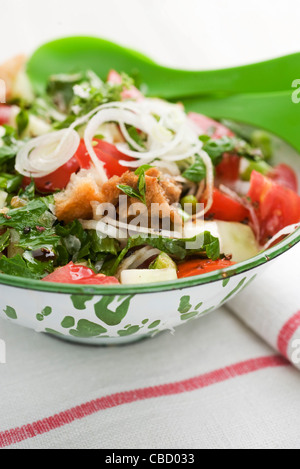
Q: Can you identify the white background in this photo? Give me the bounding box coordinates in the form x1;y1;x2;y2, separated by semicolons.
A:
2;0;300;69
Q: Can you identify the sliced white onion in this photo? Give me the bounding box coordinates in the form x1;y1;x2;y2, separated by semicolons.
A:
84;107;157;182
15;129;80;178
103;216;183;239
263;223;300;250
117;246;160;274
84;98;201;166
119;121;145;151
130;247;160;269
193;150;214;219
15;96;207;184
79;218;128;240
152;160;181;177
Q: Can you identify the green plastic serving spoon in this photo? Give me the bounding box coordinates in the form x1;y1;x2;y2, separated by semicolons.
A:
182;90;300;152
26;36;300;151
27;36;300;98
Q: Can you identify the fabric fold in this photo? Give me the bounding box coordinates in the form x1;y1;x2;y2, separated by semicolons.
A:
228;243;300;368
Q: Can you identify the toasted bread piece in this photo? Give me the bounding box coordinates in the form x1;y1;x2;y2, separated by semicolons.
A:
0;55;26;100
97;169;182;224
54;169;103;223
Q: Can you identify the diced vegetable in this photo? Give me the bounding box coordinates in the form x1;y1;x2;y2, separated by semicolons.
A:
250;130;272;160
120;268;177;285
248;171;300;243
204;220;260;262
241;160;272;181
177;259;235;278
202;189;249;222
150;252;177;270
180;195;198;214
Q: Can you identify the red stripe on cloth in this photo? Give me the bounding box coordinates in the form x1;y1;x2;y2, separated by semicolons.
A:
277;310;300;358
0;355;289;448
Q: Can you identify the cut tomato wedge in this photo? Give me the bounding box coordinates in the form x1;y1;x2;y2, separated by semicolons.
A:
202;188;249;222
177;259;235;278
188;113;234;139
216;153;240;183
75;139;134;178
23;155;80;193
42;262;119;284
248;170;300;243
267;163;298;192
23;139;135;193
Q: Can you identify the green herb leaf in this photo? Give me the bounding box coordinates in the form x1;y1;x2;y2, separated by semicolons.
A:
203;136;236;163
134;165;153;176
106;231;220;275
182;155;207;183
18;228;59;250
16;109;29;136
0;253;53;279
0;230;10;253
0;145;18;166
87;230;120;256
126;126;146;150
0;197;55;231
117;184;145;204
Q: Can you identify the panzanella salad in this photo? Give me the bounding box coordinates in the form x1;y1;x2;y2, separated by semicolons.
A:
0;56;299;285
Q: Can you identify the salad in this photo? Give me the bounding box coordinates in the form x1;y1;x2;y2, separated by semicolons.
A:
0;55;299;286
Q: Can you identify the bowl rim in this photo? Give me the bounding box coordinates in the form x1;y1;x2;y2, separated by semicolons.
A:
0;226;298;296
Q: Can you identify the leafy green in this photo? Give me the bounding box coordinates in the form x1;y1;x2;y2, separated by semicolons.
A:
0;126;23;168
16;109;29;136
55;219;88;263
0;197;55;231
0;145;18;166
0;230;10;253
87;230;119;257
18;228;59;250
19;180;36;200
0;253;54;279
202;136;237;164
183;135;265;182
47;72;84;112
55;220;120;265
0;173;23;193
47;69;135;124
105;231;220;275
182;155;207;183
